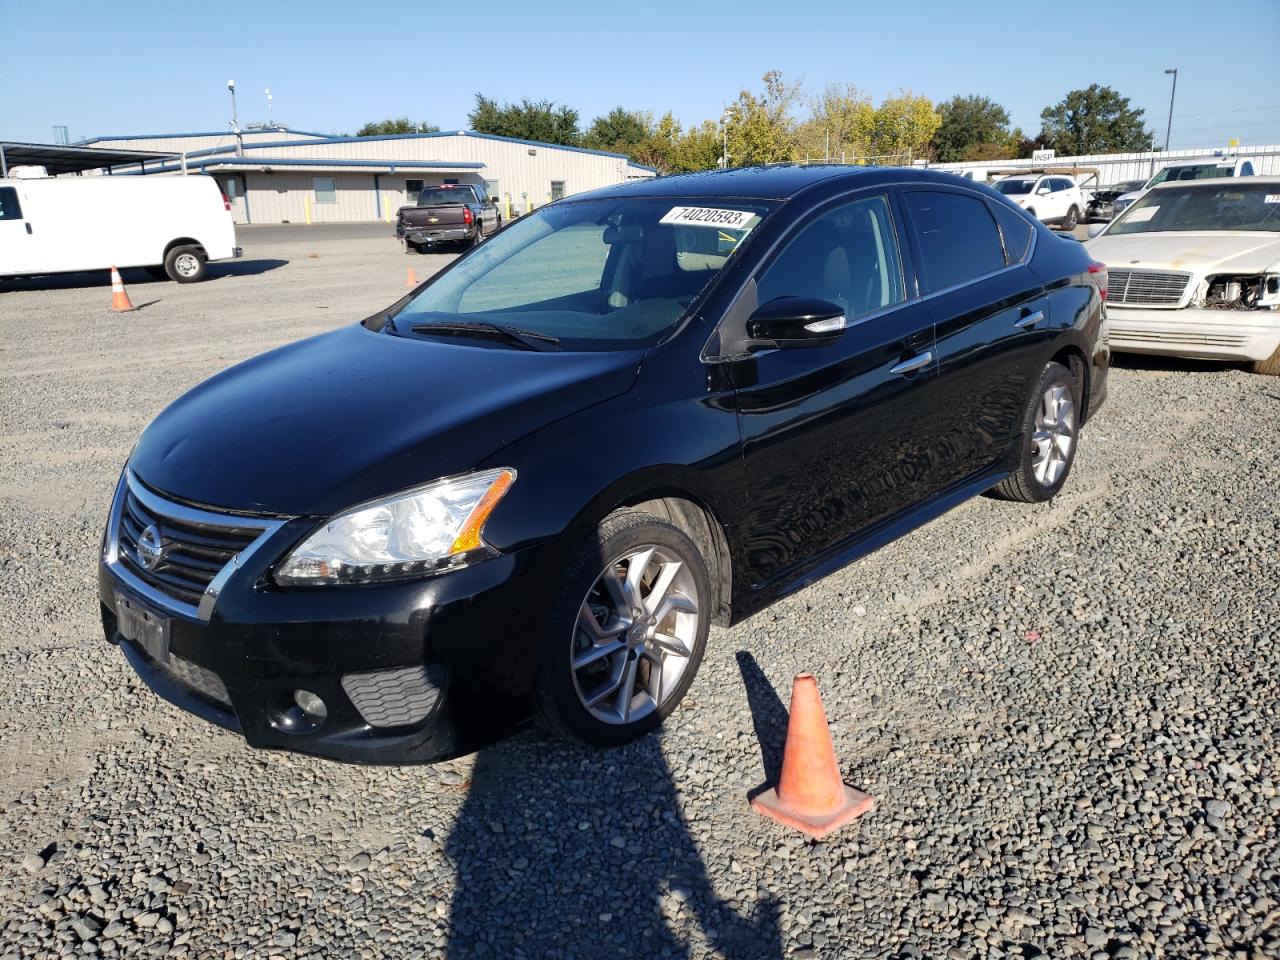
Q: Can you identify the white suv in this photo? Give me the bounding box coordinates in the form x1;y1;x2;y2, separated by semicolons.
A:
1111;156;1257;217
992;175;1086;229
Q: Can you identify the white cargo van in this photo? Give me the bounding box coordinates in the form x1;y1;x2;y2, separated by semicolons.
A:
0;174;240;283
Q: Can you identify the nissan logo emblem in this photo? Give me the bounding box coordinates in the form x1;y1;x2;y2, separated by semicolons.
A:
137;524;165;571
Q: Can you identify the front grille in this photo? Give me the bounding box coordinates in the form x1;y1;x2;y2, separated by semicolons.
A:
114;476;272;612
342;664;448;728
1109;327;1248;349
1109;269;1192;306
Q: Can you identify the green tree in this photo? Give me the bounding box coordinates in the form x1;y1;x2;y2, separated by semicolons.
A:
931;95;1012;162
583;107;653;152
356;116;440;136
1038;84;1151;155
870;90;941;161
630;113;720;174
725;70;802;166
468;94;581;146
797;83;876;161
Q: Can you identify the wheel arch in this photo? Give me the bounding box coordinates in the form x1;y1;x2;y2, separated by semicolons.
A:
163;237;207;261
563;469;737;627
1050;343;1089;421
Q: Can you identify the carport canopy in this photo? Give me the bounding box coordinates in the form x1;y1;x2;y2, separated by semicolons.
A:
0;141;176;177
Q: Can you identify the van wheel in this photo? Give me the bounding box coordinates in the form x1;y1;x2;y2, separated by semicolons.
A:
1253;343;1280;377
534;511;710;747
1062;206;1079;230
991;361;1080;503
165;245;206;283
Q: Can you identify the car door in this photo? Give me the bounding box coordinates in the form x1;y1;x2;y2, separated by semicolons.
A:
900;187;1047;491
0;185;39;275
728;190;938;587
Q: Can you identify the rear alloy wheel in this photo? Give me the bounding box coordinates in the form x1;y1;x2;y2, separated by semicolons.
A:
535;511;710;746
1062;205;1079;230
164;244;206;283
1252;343;1280;376
991;361;1080;503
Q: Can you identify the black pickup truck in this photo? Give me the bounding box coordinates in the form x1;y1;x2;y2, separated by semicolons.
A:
396;184;501;253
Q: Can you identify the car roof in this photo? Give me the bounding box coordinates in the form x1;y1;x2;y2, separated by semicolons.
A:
570;164;981;202
1150;175;1280;189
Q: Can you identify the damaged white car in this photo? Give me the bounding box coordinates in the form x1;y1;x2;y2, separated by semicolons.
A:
1086;178;1280;375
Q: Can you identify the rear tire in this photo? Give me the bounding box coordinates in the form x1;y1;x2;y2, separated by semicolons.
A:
991;361;1081;503
1253;343;1280;376
1025;207;1037;219
1062;205;1079;230
534;511;711;747
164;245;206;283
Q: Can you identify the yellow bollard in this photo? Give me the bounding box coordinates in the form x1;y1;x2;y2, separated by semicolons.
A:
383;196;391;223
526;195;533;215
504;193;512;220
304;195;312;225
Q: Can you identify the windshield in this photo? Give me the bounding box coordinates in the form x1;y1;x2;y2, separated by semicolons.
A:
417;188;476;206
390;196;774;349
994;179;1035;195
1108;183;1280;235
1146;163;1233;187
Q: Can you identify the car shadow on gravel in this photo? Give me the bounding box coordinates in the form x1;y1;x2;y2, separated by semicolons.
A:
0;260;287;291
440;731;783;960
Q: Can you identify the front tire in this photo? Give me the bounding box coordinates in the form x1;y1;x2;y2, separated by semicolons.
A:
164;245;206;283
1252;343;1280;376
534;511;711;747
991;361;1081;503
1062;205;1079;230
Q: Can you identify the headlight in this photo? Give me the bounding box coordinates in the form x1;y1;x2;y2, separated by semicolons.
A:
275;468;516;585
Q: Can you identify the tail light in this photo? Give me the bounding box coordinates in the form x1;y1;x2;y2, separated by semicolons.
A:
221;192;231;211
1088;261;1107;301
463;207;473;226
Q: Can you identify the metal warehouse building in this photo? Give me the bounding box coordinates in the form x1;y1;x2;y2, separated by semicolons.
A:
82;128;655;224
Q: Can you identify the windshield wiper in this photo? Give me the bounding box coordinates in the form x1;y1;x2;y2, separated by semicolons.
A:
410;320;561;351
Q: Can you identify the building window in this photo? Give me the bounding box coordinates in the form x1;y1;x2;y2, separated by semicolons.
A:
443;178;459;185
313;177;337;204
406;179;424;203
550;180;566;202
484;179;501;201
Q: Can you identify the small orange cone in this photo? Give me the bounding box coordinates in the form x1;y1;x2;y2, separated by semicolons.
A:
110;266;135;312
751;673;874;839
405;267;418;288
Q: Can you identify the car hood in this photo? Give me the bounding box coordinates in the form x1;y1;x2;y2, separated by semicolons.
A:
131;324;644;516
1086;231;1280;275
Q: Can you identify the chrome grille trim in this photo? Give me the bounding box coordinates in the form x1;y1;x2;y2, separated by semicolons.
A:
104;468;289;621
1108;269;1192;306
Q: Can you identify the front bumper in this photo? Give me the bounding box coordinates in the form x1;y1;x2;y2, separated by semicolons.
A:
1106;306;1280;362
99;513;554;764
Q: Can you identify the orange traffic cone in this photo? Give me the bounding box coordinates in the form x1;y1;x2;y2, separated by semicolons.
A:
751;673;874;839
405;267;418;288
109;266;135;312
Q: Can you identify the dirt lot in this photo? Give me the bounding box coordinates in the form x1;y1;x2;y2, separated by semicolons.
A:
1;224;1277;959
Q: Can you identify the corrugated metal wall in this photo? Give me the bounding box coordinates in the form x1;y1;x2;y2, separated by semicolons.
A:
85;130;325;157
242;172;380;223
937;144;1280;184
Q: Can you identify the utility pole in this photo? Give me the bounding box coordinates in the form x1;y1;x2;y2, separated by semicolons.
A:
1163;68;1178;152
721;108;733;170
266;88;274;128
228;79;244;156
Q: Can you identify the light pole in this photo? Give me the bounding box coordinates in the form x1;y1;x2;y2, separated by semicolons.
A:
721;108;733;170
1163;68;1178;152
227;79;243;156
265;88;274;129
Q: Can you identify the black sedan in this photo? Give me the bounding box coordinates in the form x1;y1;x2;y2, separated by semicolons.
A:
99;165;1109;763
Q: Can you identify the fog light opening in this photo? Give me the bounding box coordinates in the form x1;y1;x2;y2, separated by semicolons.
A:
267;688;328;734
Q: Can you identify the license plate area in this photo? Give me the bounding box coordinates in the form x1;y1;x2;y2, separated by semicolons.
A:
116;592;171;664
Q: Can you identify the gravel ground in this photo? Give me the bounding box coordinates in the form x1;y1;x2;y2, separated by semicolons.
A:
1;225;1277;959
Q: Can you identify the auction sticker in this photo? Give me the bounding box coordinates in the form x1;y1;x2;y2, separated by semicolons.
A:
660;206;757;230
1265;194;1280;204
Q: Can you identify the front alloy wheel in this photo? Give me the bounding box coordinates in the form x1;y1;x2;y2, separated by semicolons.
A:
536;511;711;746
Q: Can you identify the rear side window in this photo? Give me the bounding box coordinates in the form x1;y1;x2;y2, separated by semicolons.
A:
989;201;1034;264
0;187;22;221
1241;162;1254;176
905;191;1006;292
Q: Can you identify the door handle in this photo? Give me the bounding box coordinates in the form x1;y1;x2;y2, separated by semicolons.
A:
25;222;32;235
1015;310;1044;329
889;351;932;376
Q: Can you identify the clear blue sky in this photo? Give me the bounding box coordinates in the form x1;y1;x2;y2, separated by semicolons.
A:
3;0;1278;150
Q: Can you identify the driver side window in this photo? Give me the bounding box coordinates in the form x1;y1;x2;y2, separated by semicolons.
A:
755;194;905;320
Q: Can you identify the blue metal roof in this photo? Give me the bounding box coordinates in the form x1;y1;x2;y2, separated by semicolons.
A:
80;128;656;174
79;128;330;144
126;156;487;175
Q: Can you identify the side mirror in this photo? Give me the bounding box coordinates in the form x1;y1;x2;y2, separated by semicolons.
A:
747;297;847;348
1086;223;1107;239
1036;185;1050;195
